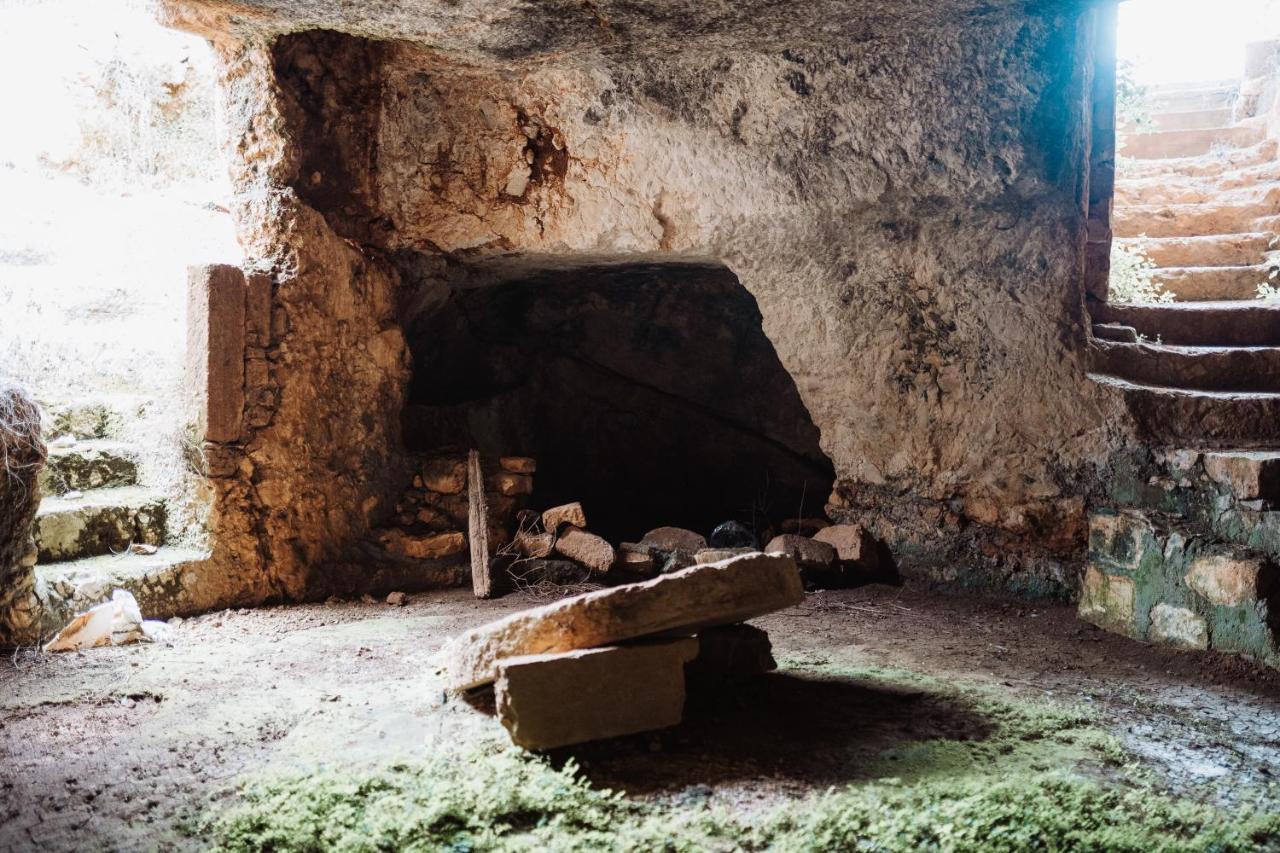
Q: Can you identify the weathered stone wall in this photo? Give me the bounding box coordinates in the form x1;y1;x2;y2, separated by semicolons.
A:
158;0;1128;601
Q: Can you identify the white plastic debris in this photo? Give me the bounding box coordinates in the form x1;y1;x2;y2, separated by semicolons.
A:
44;589;154;653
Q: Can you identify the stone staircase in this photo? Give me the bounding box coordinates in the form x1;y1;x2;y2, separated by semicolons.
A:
1084;71;1280;666
32;400;204;627
1115;81;1280;302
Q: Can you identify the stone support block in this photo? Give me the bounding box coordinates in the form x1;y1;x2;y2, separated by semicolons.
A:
187;264;246;444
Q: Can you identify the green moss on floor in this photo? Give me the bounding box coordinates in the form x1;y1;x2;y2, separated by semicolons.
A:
205;664;1280;852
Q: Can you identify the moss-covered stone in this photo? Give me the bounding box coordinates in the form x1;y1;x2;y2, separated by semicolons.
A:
39;441;138;495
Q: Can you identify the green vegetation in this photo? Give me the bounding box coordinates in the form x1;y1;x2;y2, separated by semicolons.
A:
207;664;1279;852
1116;59;1154;133
1109;242;1174;304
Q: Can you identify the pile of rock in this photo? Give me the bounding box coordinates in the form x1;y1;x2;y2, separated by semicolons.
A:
374;452;536;563
501;503;882;593
440;552;803;750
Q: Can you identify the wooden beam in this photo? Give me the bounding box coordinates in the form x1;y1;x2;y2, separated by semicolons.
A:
467;449;493;598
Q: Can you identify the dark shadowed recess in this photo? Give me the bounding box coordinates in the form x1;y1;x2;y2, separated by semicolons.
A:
399;256;835;543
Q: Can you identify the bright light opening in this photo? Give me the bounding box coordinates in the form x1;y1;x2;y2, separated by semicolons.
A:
1119;0;1280;86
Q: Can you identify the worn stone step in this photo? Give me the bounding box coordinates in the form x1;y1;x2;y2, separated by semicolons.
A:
34;487;166;563
1146;107;1234;132
1088;373;1280;449
38;440;138;495
1120;234;1274;268
1120;139;1278;181
1115;160;1280;206
1148;83;1238;113
1121;124;1265;160
1153;264;1275;301
1091;301;1280;347
36;546;209;632
1089;340;1280;392
1113;192;1280;239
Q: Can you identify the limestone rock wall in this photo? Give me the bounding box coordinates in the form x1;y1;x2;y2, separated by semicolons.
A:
162;0;1130;600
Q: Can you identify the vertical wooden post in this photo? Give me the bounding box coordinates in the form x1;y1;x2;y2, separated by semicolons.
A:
467;449;492;598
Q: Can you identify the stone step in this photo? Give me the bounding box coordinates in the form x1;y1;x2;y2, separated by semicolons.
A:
1113;192;1280;238
34;486;166;563
1120;139;1278;180
1120;125;1265;160
1089;340;1280;392
1148;83;1238;113
1087;373;1280;449
1114;160;1280;206
1147;107;1234;132
1153;263;1275;301
36;546;209;631
1120;233;1274;268
1091;301;1280;346
38;440;138;495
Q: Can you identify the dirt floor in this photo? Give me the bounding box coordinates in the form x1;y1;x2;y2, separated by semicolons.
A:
2;581;1279;851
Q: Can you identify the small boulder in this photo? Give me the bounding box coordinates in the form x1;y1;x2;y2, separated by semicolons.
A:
555;528;616;574
641;526;708;552
614;544;656;577
686;623;777;688
386;591;408;606
765;534;837;586
543;502;587;531
709;520;757;549
515;530;556;559
813;523;879;567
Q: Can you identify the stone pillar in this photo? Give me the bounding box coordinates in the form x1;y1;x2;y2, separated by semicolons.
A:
186;264;246;464
1084;1;1117;303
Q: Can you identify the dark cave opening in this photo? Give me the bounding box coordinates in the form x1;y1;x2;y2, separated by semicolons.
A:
400;256;835;544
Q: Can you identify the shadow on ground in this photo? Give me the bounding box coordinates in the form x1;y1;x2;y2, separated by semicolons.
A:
552;671;994;793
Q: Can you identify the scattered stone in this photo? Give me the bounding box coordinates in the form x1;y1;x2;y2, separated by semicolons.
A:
386;591;408;606
686;623;777;687
422;457;467;494
380;529;467;560
614;544;656;576
494;472;533;496
1148;604;1209;650
542;502;587;531
360;594;377;604
695;547;754;565
494;639;698;750
515;530;556;559
812;523;876;564
554;528;616;574
1092;322;1139;344
765;534;837;577
708;520;757;549
441;552;803;690
499;456;537;474
130;542;159;556
781;517;831;537
641;526;707;552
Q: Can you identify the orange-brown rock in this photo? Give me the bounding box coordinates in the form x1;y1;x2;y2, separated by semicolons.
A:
542;502;586;531
494;639;698;750
441;553;803;690
554;528;615;574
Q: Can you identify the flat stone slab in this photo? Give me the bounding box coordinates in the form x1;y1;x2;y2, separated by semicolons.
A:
441;552;803;690
494;638;698;750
